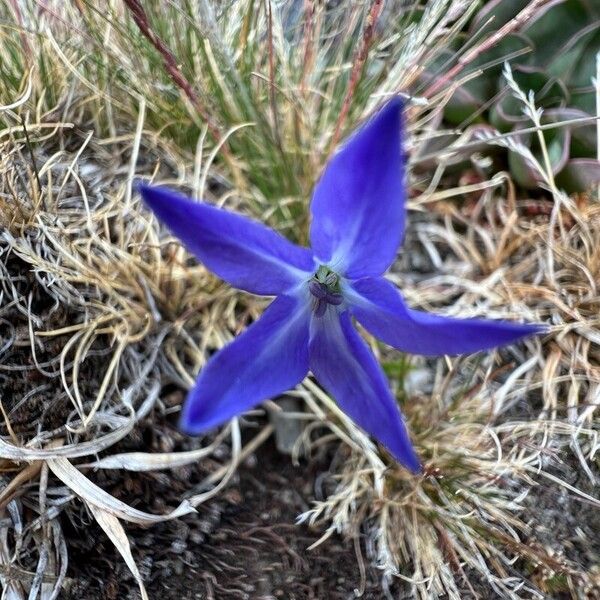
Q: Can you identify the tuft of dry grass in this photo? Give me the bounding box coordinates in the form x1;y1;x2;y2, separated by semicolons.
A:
298;183;600;598
0;1;598;599
294;74;600;593
0;119;259;599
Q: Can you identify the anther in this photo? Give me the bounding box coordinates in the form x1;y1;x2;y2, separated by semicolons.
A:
310;266;343;317
309;280;327;299
326;292;343;305
324;272;338;286
314;299;327;317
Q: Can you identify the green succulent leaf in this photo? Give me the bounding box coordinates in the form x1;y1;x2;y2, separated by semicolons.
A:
434;0;600;191
548;22;600;86
556;159;600;192
421;0;600;192
522;0;592;65
543;108;596;156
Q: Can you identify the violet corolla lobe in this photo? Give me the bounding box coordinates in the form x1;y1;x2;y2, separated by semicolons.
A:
139;98;542;473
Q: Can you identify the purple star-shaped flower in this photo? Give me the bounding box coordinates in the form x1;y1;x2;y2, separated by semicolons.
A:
139;98;542;473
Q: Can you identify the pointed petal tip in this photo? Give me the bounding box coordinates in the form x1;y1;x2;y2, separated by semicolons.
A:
178;295;310;438
178;397;206;436
405;454;423;475
528;322;549;335
350;277;547;356
385;440;422;474
379;95;403;117
366;96;404;136
135;183;315;295
136;182;170;209
136;183;193;215
134;180;152;197
310;311;423;475
178;389;234;435
309;95;407;277
178;417;199;437
489;320;548;346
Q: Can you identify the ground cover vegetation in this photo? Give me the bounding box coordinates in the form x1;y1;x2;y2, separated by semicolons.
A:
0;1;598;598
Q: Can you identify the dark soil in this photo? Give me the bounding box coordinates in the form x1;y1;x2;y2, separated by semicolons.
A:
61;436;399;600
0;247;396;600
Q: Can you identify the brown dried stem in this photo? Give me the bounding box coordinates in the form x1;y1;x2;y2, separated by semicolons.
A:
328;0;384;153
423;0;552;99
121;0;225;150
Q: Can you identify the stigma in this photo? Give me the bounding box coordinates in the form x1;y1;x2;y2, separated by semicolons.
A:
309;266;343;317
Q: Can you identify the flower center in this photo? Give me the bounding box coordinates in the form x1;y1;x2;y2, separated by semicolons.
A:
309;265;343;317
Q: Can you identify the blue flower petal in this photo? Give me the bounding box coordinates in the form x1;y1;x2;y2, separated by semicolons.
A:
309;308;421;472
348;277;545;356
139;184;315;296
181;294;310;433
309;98;406;278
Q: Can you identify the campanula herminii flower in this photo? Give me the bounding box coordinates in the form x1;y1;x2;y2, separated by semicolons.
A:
139;98;542;472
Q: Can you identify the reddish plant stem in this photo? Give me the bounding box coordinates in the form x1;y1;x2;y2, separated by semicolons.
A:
328;0;384;154
122;0;225;150
9;0;32;60
423;0;552;100
300;0;315;96
266;0;281;149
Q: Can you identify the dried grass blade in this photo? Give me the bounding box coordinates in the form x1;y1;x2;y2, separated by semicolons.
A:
87;504;149;600
0;423;133;461
0;463;43;509
0;513;25;599
47;457;195;525
86;436;226;472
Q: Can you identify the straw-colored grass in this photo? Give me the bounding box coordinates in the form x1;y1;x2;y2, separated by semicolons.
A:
299;172;600;598
0;1;598;598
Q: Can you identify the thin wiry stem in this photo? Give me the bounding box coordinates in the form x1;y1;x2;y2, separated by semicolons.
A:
329;0;384;153
422;0;552;99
